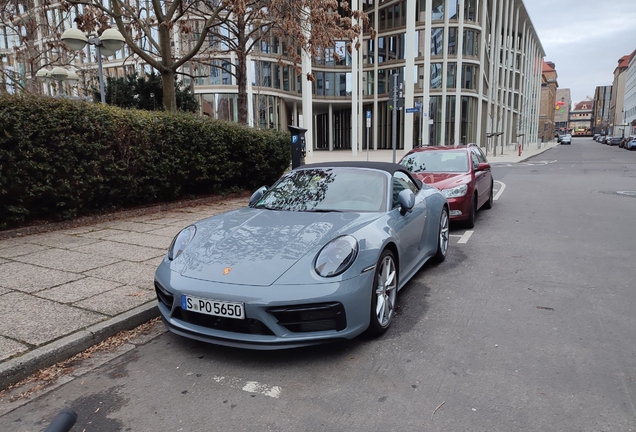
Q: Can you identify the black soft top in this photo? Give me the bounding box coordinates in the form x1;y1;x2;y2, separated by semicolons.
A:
297;161;423;189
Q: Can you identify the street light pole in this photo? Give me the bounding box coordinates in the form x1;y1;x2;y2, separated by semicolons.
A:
61;28;125;104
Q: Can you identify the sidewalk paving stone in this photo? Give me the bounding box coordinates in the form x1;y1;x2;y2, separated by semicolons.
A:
0;243;50;259
35;277;123;304
74;285;155;316
85;261;157;288
21;232;100;249
70;241;165;263
0;292;104;346
13;249;120;273
101;231;173;250
0;337;28;362
0;262;83;293
97;220;168;232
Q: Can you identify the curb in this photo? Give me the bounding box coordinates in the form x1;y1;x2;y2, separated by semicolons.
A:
0;302;159;390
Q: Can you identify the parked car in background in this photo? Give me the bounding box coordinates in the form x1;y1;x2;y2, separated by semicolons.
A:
154;162;450;348
560;134;572;145
608;137;622;146
399;145;493;229
602;136;612;144
625;137;636;150
557;134;564;143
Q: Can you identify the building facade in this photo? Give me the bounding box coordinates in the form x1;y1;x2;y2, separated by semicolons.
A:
554;88;571;133
623;51;636;137
592;85;612;135
1;0;545;158
609;53;632;136
569;100;593;136
538;60;557;142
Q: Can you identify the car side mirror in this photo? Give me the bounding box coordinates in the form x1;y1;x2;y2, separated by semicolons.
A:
397;189;415;215
476;162;491;171
249;186;268;207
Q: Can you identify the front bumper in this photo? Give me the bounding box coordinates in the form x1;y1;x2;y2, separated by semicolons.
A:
154;262;374;349
445;196;471;221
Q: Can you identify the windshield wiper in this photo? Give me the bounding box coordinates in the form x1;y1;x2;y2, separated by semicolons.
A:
303;208;342;213
253;204;277;210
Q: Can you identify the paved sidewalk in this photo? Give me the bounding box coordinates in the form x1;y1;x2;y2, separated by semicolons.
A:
0;140;560;389
306;139;559;164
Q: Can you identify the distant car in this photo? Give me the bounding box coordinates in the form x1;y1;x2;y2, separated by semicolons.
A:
602;136;612;144
593;134;600;140
608;137;622;146
626;137;636;150
557;134;564;143
154;162;450;348
399;145;493;229
560;134;572;145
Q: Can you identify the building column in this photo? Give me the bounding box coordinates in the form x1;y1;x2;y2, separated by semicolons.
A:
351;0;359;155
329;103;334;151
301;5;313;157
403;0;417;153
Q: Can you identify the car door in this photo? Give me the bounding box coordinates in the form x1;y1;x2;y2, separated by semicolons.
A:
389;172;427;278
471;147;491;208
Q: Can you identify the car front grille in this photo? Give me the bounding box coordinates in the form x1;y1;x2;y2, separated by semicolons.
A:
172;308;275;335
155;282;174;309
268;302;347;333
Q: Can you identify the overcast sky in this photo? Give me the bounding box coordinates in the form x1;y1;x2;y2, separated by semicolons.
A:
523;0;636;104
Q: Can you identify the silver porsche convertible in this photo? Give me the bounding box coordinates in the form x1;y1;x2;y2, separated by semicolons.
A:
154;162;449;349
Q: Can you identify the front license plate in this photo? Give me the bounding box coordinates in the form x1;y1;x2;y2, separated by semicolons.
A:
181;295;245;319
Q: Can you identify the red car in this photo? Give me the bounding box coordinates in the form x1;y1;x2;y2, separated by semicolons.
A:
399;145;494;228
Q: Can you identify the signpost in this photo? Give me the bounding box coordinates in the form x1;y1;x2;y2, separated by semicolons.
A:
366;110;371;161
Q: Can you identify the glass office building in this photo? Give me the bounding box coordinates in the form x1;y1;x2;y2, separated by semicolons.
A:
2;0;544;156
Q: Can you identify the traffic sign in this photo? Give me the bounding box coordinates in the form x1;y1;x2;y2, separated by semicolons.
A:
405;107;420;113
415;102;422;108
366;110;371;128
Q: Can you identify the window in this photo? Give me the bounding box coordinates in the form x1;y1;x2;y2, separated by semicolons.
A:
431;28;443;56
462;64;476;90
431;0;444;20
392;172;419;208
430;63;442;89
463;30;478;57
464;0;477;22
448;27;458;55
446;63;457;89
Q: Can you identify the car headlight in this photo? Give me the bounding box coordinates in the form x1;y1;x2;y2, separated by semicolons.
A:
441;184;468;198
168;225;196;260
315;235;358;277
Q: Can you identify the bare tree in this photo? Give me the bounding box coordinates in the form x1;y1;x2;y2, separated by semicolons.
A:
64;0;369;119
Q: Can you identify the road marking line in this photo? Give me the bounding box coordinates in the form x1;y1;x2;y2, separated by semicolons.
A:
449;234;462;238
493;180;506;201
457;230;473;244
212;376;282;398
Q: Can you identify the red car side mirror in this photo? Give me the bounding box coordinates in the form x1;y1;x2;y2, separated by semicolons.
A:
476;162;491;171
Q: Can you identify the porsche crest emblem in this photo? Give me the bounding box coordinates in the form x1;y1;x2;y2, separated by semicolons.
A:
223;267;232;275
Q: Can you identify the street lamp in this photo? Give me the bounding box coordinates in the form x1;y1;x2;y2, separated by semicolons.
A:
37;67;80;97
61;28;125;104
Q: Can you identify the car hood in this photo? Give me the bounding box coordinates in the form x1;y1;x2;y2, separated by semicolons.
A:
411;172;469;190
172;208;380;286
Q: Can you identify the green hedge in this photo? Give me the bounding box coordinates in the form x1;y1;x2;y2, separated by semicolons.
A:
0;94;291;229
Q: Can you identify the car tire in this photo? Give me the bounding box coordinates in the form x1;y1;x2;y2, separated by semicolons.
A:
465;194;477;229
484;181;494;210
367;249;398;337
432;207;449;263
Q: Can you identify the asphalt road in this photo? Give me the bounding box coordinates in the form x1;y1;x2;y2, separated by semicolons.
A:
1;137;635;432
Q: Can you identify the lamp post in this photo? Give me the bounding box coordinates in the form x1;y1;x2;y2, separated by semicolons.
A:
61;28;125;104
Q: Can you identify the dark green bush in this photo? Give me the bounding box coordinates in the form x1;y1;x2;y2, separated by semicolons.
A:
0;94;290;229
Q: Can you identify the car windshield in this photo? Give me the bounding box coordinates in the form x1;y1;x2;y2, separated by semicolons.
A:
255;168;388;212
400;150;469;173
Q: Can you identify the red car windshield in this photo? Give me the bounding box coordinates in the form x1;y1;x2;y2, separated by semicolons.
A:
401;150;469;173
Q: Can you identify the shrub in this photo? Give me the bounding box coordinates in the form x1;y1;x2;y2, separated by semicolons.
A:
0;94;290;229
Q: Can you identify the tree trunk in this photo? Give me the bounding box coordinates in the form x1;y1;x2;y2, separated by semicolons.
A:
159;23;177;111
161;69;177;111
236;14;249;125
